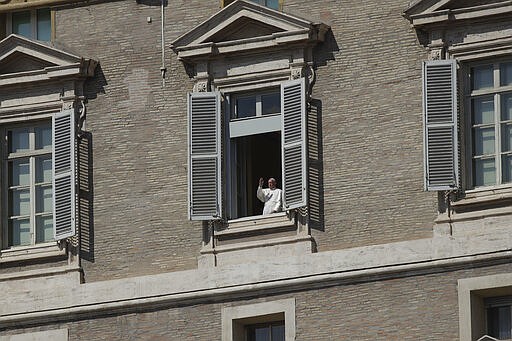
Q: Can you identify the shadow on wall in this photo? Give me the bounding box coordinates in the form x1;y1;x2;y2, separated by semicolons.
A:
78;64;107;263
307;29;338;232
313;29;339;68
308;99;324;232
78;131;94;263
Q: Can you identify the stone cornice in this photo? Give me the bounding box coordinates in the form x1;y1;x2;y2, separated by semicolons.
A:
2;228;512;328
403;1;512;29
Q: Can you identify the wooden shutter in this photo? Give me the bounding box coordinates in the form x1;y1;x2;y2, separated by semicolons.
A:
281;78;307;210
53;109;76;240
423;60;459;191
188;92;222;220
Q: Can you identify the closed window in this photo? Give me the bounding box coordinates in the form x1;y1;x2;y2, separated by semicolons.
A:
7;8;51;41
486;296;512;340
4;122;53;247
246;321;285;341
470;62;512;188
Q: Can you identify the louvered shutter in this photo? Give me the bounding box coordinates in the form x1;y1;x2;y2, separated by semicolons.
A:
188;92;222;220
422;60;459;191
53;109;76;240
281;78;307;210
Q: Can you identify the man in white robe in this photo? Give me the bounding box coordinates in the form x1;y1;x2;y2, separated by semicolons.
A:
257;177;282;215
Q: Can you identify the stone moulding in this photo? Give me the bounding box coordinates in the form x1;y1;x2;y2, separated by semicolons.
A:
403;0;512;28
171;0;329;63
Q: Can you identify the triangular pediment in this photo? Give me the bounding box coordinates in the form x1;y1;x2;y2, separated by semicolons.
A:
171;0;328;61
205;17;285;43
404;0;512;27
0;34;82;76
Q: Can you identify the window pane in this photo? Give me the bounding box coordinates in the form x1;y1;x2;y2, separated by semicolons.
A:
254;327;270;341
503;155;512;183
262;93;280;115
12;11;31;38
474;158;496;186
10;189;30;216
497;306;512;339
236;96;257;118
503;124;512;152
35;156;52;183
36;8;51;41
35;124;52;150
271;324;285;341
474;127;495;155
10;159;30;186
9;128;30;153
265;0;279;9
11;218;31;246
473;97;495;125
473;65;494;90
501;62;512;86
35;215;53;243
36;185;52;212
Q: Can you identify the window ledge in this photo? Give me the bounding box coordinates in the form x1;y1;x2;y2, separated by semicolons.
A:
451;186;512;209
0;242;65;264
218;212;295;237
436;205;512;223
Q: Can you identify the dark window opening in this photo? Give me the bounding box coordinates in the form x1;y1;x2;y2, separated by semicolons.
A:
232;131;281;219
487;305;512;339
246;321;285;341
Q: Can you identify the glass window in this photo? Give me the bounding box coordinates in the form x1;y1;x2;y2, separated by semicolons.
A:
9;9;51;41
488;305;512;339
12;11;31;37
246;322;285;341
469;62;512;188
4;122;53;248
233;90;280;119
36;9;51;41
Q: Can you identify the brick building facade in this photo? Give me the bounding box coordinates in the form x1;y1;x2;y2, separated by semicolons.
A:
1;0;512;340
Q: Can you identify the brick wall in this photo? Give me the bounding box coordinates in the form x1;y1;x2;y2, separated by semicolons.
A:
53;0;436;281
3;261;512;340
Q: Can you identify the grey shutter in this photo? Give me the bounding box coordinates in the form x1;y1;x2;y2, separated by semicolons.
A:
422;60;459;191
281;78;307;210
188;92;222;220
53;109;76;240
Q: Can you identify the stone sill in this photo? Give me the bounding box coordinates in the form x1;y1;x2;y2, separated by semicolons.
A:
436;205;512;223
455;185;512;205
217;212;295;237
0;242;65;264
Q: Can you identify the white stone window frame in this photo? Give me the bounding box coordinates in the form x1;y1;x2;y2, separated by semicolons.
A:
0;35;96;268
458;273;512;341
221;298;295;341
462;58;512;192
0;111;65;263
224;82;285;221
445;38;512;209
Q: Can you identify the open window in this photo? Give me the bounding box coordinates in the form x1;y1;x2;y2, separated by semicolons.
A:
188;79;306;221
173;0;327;265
